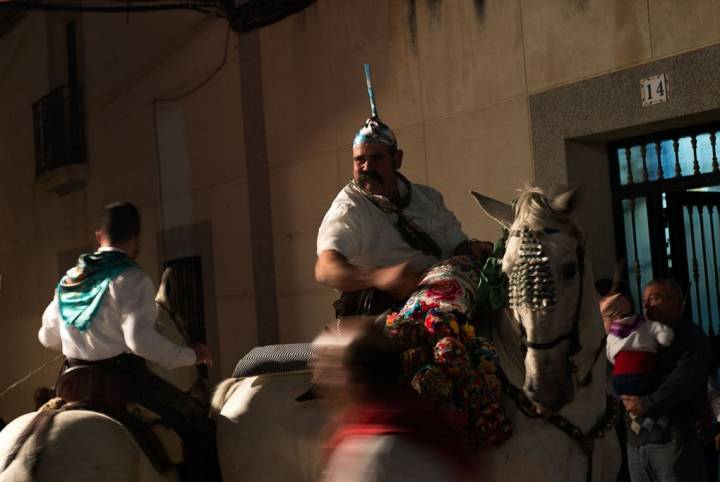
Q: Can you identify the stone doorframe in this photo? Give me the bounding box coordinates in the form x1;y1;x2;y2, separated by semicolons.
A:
529;44;720;279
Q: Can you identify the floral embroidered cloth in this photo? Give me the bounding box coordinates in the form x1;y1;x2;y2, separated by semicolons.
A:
385;254;512;447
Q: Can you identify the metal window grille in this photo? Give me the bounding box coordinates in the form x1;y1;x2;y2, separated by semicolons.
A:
164;256;206;344
609;122;720;334
32;84;86;178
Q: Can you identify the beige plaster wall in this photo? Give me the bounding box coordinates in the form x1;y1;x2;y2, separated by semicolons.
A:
2;0;720;421
261;0;720;342
0;12;255;420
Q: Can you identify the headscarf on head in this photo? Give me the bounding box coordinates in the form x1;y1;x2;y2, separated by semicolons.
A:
353;117;397;149
352;64;397;150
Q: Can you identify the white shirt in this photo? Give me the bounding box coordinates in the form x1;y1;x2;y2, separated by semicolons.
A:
317;180;467;267
39;247;197;370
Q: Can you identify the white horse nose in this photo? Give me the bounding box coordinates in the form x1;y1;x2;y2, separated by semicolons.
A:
524;376;573;413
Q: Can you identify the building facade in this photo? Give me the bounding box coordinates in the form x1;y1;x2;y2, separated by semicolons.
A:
1;0;719;420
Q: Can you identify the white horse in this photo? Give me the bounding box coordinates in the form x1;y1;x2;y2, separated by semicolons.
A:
0;268;202;482
467;187;620;481
212;186;620;482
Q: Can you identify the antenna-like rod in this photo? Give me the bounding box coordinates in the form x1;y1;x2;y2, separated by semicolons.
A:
363;63;378;118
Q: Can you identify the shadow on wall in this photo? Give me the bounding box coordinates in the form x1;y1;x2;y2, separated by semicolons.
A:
566;139;617;280
407;0;486;48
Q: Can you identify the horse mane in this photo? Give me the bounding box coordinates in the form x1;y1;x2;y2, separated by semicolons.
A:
512;187;584;244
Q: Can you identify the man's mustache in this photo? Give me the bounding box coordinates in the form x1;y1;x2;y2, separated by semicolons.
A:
358;171;384;186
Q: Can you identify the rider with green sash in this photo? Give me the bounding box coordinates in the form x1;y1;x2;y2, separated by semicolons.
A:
39;202;217;481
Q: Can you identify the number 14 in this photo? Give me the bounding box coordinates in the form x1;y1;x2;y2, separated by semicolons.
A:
647;81;665;99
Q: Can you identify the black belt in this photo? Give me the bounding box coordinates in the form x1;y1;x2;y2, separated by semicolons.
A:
66;353;146;371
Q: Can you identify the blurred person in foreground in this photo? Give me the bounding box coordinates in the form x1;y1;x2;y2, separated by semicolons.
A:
318;322;476;482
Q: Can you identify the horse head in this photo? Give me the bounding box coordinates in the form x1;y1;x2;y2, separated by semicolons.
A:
471;186;602;413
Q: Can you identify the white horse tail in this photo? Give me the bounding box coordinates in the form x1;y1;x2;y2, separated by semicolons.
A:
210;378;240;418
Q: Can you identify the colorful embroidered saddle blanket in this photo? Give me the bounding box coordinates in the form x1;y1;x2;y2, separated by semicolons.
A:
384;254;512;447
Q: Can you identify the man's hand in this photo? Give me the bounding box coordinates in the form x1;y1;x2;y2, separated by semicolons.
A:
191;343;213;368
714;431;720;451
621;395;644;416
469;240;494;260
374;256;431;300
315;250;433;299
374;262;421;300
453;239;493;261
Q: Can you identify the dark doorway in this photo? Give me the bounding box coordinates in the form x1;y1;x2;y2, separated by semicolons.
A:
610;122;720;334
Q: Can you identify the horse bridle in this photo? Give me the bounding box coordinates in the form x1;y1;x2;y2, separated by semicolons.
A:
502;226;614;482
508;227;585;355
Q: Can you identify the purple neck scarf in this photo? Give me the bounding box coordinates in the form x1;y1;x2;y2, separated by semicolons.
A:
609;314;644;339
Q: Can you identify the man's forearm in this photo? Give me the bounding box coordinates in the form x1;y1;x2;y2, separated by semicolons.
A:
315;250;376;292
316;250;430;299
453;239;493;263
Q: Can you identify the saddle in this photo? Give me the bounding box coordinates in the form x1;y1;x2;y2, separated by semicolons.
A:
2;364;174;476
233;343;319;402
233;343;314;378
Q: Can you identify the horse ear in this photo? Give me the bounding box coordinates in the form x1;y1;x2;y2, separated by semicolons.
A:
549;185;579;213
156;267;173;304
469;190;514;228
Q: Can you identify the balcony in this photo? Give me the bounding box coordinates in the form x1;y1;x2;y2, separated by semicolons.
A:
33;85;87;194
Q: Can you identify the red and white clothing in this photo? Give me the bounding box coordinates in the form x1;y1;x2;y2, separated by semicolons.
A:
606;316;674;364
321;395;475;482
606;315;674;396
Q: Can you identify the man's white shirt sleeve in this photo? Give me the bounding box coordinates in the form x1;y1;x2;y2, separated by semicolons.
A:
39;295;62;351
116;271;197;370
39;268;196;370
317;196;362;259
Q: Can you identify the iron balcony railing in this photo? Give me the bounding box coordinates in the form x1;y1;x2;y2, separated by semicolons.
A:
32;84;86;178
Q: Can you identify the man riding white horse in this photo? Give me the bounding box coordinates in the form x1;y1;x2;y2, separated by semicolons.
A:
214;185;621;482
315;65;492;325
37;202;218;481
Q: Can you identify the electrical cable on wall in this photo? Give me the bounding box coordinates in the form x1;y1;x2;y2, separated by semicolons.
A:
152;22;230;268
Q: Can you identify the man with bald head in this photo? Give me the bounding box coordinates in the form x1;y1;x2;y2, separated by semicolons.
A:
621;278;710;481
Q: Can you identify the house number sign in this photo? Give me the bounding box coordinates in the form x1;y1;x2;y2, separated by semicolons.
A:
640;74;668;107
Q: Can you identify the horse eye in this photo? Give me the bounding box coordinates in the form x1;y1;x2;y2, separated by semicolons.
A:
561;263;577;280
